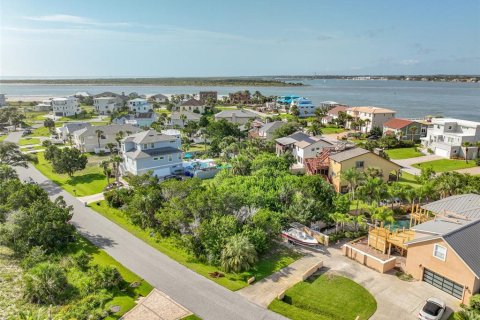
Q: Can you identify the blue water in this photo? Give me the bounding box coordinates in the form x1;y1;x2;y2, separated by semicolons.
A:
1;79;479;120
384;219;411;231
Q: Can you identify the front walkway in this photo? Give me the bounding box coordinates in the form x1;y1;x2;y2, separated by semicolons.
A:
77;192;105;204
237;247;323;307
455;166;480;175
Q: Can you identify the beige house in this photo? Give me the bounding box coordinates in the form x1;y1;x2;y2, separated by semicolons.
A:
346;106;396;133
214;109;257;125
178;99;205;113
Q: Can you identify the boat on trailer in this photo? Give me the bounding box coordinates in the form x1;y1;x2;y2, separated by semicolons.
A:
281;228;318;246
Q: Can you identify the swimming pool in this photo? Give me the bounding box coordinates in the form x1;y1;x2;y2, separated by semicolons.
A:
384;219;410;231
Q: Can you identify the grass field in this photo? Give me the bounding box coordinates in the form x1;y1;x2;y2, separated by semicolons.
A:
32;152;108;196
0;238;152;319
18;137;41;146
321;126;346;135
413;159;477;172
398;171;421;188
385;147;423;159
29;126;51;137
89;200;302;291
0;135;6;142
268;273;377;320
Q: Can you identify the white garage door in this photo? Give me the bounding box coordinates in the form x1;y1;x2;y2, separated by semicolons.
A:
153;167;171;177
435;148;449;158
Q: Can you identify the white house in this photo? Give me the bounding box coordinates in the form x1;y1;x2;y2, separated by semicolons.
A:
113;112;158;128
128;98;152;113
56;122;92;141
51;96;80;117
33;99;52;112
250;121;285;140
346;106;396;133
290;97;319;117
0;94;6;107
94;96;122;115
73;124;142;153
150;94;168;103
121;129;183;177
275;131;335;166
421;118;480;159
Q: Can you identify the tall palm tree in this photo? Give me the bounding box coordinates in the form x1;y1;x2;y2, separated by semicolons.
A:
115;131;125;151
357;176;386;205
99;160;111;184
180;113;187;127
95;129;104;149
462;141;472;163
341;167;363;200
307;122;323;136
111;155;123;184
363;118;371;133
409;126;418;141
220;234;257;273
369;205;395;227
105;142;116;155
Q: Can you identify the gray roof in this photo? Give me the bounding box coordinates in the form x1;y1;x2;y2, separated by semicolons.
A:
260;121;285;133
215;109;257;119
421;194;480;220
275;131;315;146
275;137;298;145
443;219;480;277
76;124;141;138
170;111;201;121
180;98;203;106
411;219;465;235
59;122;91;134
123;129;175;144
329;147;371;162
152;94;167;99
125;146;182;160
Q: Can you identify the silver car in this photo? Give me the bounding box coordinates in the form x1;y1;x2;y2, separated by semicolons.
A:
418;298;446;320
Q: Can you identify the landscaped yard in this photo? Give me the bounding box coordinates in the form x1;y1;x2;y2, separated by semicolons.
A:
32;152;108;196
0;135;7;142
398;171;421;188
321;126;346;135
186;143;209;152
385;147;423;160
0;239;153;319
268;272;377;320
89;200;302;291
18;137;41;146
29;126;51;137
413;159;477;172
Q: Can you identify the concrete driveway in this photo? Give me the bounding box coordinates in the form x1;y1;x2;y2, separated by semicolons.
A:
393;154;443;176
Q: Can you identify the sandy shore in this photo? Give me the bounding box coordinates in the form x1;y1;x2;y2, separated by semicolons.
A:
5;93;229;102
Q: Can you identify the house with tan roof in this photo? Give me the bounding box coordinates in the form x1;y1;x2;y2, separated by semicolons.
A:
121;129;183;177
214;109;258;125
178;99;205;113
383;118;426;141
321;105;348;125
346;106;396;133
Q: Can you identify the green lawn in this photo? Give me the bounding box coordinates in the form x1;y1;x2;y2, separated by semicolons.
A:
269;273;377;320
32;152;108;196
385;147;423;160
23;111;49;121
413;159;477;172
89;200;302;291
0;135;7;142
20;145;45;151
91;121;110;126
187;143;209;152
321;126;345;135
398;171;421;188
18;137;41;146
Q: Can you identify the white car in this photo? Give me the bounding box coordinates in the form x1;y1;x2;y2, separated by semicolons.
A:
418;298;446;320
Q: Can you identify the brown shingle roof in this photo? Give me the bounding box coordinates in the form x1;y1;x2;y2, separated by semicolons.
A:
383;118;414;129
180;99;204;106
328;105;348;116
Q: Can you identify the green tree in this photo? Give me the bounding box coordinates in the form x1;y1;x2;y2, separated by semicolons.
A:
100;160;112;185
23;262;68;304
341;167;364;200
220;234;257;273
0;164;18;180
307;122;323;136
51;147;88;177
369;205;394;227
43;118;55;134
0;142;36;167
272;122;301;139
95;129;104;149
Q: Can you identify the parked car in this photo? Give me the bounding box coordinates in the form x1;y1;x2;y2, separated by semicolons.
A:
418;298;446;320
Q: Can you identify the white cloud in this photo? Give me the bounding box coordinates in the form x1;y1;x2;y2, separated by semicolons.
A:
23;14;130;27
400;59;420;66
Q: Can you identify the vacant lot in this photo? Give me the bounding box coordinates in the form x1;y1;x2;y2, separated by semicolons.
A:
413;159;477;172
385;147;423;159
269;272;377;320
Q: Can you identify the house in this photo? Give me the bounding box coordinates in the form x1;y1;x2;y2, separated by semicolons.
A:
421;118;480;159
73;124;142;153
383;118;425;141
320;147;401;192
56;122;92;141
178;99;205;113
169;111;201;128
214;109;257;125
290;97;318;117
321;105;348;125
276;95;300;107
113;112;158;128
229;91;251;104
250;121;285;140
121;129;183;177
275;131;335;167
128;98;152;113
346;106;396;133
0;94;6;107
32;99;52;112
404;194;480;303
94;91;127;100
93;96;122;115
150;94;168;103
74;91;91;98
199;91;217;103
51;96;80;117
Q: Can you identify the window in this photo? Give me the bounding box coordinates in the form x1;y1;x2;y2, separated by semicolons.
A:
168;155;173;162
170;140;175;143
143;144;147;149
159;156;164;160
153;157;159;161
355;161;364;169
151;143;154;148
433;244;447;261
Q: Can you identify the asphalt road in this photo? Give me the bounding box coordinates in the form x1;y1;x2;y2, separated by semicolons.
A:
8;131;287;320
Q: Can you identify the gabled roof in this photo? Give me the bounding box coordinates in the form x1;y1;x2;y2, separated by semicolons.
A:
152;94;168;99
411;219;465;235
134;112;156;119
122;129;175;144
295;138;333;149
180;98;204;106
383;118;414;129
125;146;182;160
347;106;396;114
328;105;348;116
329;147;371;162
214;109;257;119
76;124;141;138
421;194;480;221
259;121;285;133
170;111;202;121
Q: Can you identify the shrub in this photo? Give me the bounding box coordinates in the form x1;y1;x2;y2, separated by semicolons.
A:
89;265;124;291
21;246;48;269
23;262;68;304
104;188;132;208
58;291;112;320
470;294;480;312
74;250;91;271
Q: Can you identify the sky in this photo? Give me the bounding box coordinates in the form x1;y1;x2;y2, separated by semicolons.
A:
0;0;479;77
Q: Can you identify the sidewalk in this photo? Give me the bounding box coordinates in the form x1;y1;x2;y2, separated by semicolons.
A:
77;192;105;204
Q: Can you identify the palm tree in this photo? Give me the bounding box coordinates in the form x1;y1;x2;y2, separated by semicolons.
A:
100;160;111;184
115;131;125;151
111;155;123;184
408;126;418;141
308;123;323;136
180;113;187;127
454;309;480;320
341;167;363;200
462;141;472;163
363;118;371;133
95;129;104;149
220;234;258;273
231;154;251;176
66;133;73;146
330;212;347;233
357;176;386;205
369;205;395;227
105;142;116;155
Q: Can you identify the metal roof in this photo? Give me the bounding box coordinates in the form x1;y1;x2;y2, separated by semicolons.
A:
443;219;480;278
125;146;182;160
123;129;175;144
329;147;370;162
411;219;465;235
421;194;480;220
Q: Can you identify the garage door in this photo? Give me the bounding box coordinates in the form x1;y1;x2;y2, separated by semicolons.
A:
423;269;464;299
435;148;449;158
153;167;171;177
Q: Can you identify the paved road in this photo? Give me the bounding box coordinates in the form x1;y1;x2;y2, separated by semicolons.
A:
6;130;287;320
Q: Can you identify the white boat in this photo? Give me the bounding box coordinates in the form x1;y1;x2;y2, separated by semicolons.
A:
281;228;318;246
